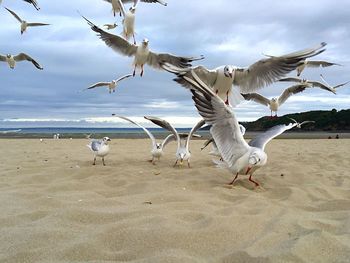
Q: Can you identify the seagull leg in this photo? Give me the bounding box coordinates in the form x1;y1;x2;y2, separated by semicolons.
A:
133;34;136;45
173;160;178;167
187;160;191;168
133;65;136;77
93;157;96;165
102;157;106;166
225;91;229;105
248;174;259;187
140;64;144;77
228;173;239;185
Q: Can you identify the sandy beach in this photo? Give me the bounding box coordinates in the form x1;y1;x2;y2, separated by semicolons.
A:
0;138;350;262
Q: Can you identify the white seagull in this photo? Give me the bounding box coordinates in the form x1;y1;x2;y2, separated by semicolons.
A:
278;76;348;95
22;0;40;10
296;60;341;76
117;0;137;44
82;16;204;77
87;137;111;166
161;42;326;106
85;74;132;93
241;84;311;117
145;116;205;168
103;22;118;30
103;0;167;17
180;69;313;187
5;7;49;34
113;115;176;164
0;53;43;69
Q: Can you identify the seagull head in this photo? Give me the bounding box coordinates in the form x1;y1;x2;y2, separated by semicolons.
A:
142;38;149;47
103;137;111;143
156;143;162;149
129;6;136;13
6;54;11;58
271;98;277;102
246;150;267;174
224;65;235;78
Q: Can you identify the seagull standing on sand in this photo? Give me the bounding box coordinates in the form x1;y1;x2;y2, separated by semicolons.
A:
113;115;176;164
241;84;311;117
179;69;313;187
82;16;204;77
278;77;348;94
5;7;49;34
22;0;40;10
103;0;167;17
85;74;132;93
296;60;341;76
0;53;43;69
145;116;205;168
161;42;327;106
87;137;111;166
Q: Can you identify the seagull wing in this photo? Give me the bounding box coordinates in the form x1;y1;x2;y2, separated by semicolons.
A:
161;134;176;149
22;0;40;10
0;55;6;62
83;16;137;57
278;77;303;83
233;42;326;93
241;93;270;106
306;60;341;68
144;116;180;148
13;53;43;70
27;23;50;27
162;63;218;90
277;84;309;105
5;7;22;23
116;116;156;148
185;119;205;151
184;70;250;166
147;51;204;70
87;82;111;89
115;73;133;82
308;81;336;93
121;0;167;6
333;81;349;89
90;140;102;151
249;123;297;150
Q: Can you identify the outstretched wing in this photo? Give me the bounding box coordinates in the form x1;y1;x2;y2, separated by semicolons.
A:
22;0;40;10
83;16;137;57
233;42;326;92
249;123;296;150
183;70;250;167
278;77;303;83
122;0;167;6
241;93;270;106
27;23;50;27
161;134;176;149
115;74;133;82
5;7;22;23
306;60;341;68
13;53;43;70
185;119;206;150
87;82;111;89
0;55;6;62
278;84;309;105
162;63;218;90
148;52;204;70
115;115;156;148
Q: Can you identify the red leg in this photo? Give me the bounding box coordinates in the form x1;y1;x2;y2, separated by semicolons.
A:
215;90;219;95
225;91;229;105
228;173;239;185
133;34;136;45
133;65;136;77
140;64;144;77
248;174;260;187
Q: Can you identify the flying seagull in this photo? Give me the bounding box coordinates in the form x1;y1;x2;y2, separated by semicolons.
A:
241;84;311;117
117;0;137;44
113;115;176;164
103;0;167;17
144;116;205;168
5;7;49;34
22;0;40;10
103;23;118;30
82;16;204;77
87;137;111;166
161;42;326;106
278;76;348;94
179;69;313;187
85;74;132;93
0;53;43;69
296;60;341;76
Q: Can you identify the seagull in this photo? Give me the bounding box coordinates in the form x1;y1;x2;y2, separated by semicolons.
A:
161;42;326;106
113;115;177;164
5;7;49;34
296;60;341;76
241;84;311;117
0;53;43;69
22;0;40;10
179;69;314;187
117;0;137;44
103;0;167;17
103;23;118;30
82;16;204;77
85;74;132;93
278;76;348;95
144;116;205;168
87;137;111;166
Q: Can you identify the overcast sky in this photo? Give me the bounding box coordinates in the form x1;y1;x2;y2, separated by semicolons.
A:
0;0;349;128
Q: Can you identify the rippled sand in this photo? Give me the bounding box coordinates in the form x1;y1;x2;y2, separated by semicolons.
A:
0;138;349;262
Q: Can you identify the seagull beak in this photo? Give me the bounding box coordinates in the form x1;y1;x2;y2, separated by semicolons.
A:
245;167;252;175
180;159;183;165
107;138;111;141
